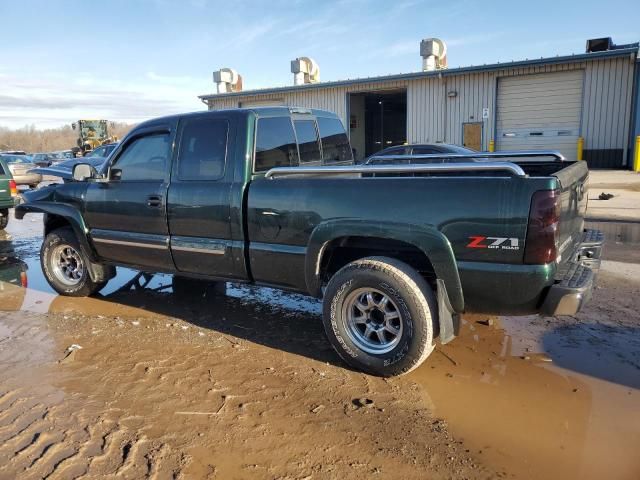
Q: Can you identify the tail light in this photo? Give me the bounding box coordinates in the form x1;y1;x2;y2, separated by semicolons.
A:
524;189;560;264
20;271;28;288
9;179;17;197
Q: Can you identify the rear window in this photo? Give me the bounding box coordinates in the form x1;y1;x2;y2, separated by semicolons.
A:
294;120;321;163
255;117;298;172
0;162;5;175
317;117;352;164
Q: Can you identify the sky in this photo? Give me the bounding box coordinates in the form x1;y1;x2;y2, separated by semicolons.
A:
1;0;638;129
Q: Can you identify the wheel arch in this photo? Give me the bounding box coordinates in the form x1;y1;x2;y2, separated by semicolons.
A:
305;219;464;313
16;202;97;262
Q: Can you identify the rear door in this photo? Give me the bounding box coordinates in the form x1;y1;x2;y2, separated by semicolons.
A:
84;125;175;270
167;113;239;278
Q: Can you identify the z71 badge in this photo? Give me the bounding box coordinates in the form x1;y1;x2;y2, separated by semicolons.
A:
467;236;520;250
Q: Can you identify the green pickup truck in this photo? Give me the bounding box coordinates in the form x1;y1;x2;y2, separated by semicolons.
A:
0;156;19;230
16;107;603;376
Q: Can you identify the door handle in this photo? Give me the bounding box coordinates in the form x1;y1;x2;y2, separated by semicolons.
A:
147;195;162;207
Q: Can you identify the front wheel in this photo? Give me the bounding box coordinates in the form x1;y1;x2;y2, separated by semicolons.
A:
41;227;106;296
322;256;437;377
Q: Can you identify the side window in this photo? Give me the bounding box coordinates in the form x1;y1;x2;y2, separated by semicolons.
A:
411;147;437;155
294;120;321;163
255;117;298;172
113;133;169;181
178;117;228;180
317;117;353;164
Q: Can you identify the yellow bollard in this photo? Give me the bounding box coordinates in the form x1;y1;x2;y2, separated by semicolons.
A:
577;137;584;161
634;136;640;172
488;140;495;152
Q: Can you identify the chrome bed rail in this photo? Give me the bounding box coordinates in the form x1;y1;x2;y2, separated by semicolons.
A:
264;151;566;179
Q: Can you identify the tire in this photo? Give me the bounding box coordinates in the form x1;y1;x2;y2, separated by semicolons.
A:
41;227;107;296
322;256;437;377
0;210;8;230
172;275;226;299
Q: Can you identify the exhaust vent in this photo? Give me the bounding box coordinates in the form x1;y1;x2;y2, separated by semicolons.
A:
291;57;320;85
420;38;447;72
213;68;243;94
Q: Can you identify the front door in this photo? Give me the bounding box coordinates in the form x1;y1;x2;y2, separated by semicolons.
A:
167;114;237;278
463;122;482;151
84;125;175;271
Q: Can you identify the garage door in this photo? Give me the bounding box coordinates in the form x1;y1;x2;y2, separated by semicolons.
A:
496;70;583;160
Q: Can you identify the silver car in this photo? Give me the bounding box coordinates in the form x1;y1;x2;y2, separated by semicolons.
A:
0;155;42;188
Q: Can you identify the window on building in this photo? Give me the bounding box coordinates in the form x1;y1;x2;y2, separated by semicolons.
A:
317;117;353;164
112;133;169;181
294;120;321;163
255;117;298;172
178;117;228;180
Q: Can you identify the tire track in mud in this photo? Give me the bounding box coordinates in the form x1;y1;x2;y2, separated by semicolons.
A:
0;312;184;480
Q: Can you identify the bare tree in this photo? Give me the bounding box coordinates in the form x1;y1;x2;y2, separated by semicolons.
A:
0;122;136;153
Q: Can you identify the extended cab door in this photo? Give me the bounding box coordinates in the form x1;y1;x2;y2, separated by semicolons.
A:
167;113;238;278
84;124;175;270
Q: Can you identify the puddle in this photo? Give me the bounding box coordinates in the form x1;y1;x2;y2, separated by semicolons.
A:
586;220;640;244
409;314;640;480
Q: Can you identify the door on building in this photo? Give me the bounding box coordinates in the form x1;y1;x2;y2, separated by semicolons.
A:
348;89;407;162
496;70;583;160
463;123;482;150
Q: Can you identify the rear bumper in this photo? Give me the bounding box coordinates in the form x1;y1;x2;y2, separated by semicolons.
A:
540;229;604;316
12;173;42;185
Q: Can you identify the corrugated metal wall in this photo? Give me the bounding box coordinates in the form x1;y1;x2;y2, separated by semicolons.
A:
206;55;636;165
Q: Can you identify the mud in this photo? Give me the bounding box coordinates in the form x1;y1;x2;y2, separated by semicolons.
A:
1;212;639;479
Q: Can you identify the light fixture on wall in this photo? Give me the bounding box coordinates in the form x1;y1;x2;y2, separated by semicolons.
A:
447;90;458;98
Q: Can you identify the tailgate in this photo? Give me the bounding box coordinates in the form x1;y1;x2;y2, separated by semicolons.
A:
553;161;589;264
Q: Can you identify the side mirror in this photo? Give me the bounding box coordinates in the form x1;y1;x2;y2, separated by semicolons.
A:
72;163;97;182
110;168;122;180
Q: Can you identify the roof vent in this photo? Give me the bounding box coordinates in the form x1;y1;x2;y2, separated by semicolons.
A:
291;57;320;85
213;68;243;94
420;38;448;72
586;37;613;53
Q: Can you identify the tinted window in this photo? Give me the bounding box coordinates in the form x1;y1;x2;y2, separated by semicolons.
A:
294;120;321;163
0;162;5;175
317;117;352;164
255;117;298;172
178;117;227;180
113;133;169;181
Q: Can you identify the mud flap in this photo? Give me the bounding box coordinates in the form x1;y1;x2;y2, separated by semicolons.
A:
437;279;460;345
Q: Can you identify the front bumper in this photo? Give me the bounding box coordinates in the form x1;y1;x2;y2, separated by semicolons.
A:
540;229;604;316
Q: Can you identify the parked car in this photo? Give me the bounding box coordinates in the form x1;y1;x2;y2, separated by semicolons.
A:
0;156;19;230
16;107;602;377
0;155;42;188
0;150;27;155
85;143;118;159
29;156;109;182
364;143;480;164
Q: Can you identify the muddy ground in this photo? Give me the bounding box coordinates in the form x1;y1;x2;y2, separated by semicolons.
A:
0;214;639;480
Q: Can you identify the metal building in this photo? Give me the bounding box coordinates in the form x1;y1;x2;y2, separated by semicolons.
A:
200;40;639;168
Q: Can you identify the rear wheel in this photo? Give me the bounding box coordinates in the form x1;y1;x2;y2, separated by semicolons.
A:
322;256;437;377
41;227;106;296
0;210;8;230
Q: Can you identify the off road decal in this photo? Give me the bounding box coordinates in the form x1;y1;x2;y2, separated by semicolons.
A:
467;236;520;250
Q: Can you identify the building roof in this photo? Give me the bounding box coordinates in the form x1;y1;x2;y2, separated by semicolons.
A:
200;45;639;101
